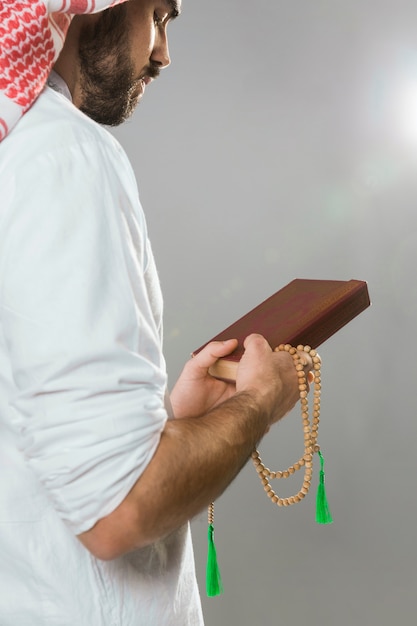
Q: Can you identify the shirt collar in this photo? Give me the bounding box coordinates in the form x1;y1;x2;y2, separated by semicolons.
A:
47;70;73;103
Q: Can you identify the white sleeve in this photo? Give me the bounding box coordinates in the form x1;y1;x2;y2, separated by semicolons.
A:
0;130;168;534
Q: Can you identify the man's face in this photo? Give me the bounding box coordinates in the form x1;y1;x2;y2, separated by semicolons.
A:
78;0;180;126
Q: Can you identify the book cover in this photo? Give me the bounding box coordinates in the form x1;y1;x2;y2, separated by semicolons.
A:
192;279;370;381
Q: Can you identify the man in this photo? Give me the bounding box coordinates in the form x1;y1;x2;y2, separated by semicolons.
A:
0;1;310;623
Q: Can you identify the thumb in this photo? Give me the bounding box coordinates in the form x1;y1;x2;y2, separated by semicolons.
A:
192;339;238;369
242;333;272;356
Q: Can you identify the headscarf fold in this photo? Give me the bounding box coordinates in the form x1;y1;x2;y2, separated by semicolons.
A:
0;0;129;141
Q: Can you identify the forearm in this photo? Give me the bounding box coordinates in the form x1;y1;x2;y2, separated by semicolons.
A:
78;335;307;560
78;391;269;560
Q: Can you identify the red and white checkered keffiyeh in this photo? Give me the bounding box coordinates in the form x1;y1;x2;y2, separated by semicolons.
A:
0;0;129;141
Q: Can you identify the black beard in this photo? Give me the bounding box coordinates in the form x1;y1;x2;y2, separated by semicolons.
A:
77;7;141;126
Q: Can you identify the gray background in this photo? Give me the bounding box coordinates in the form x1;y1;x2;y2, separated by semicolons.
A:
113;1;416;624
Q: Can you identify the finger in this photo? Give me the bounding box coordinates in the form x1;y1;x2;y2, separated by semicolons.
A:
297;351;313;371
243;333;272;353
273;345;314;387
192;339;238;369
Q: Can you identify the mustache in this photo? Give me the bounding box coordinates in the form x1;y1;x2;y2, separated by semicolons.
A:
141;63;161;81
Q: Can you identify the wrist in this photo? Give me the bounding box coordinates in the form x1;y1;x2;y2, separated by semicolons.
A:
222;390;271;443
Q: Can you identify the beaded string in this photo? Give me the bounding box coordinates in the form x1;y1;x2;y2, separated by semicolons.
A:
251;344;322;507
206;343;332;598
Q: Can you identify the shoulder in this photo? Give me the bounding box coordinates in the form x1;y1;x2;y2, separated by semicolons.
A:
0;87;141;225
0;87;134;185
11;86;120;153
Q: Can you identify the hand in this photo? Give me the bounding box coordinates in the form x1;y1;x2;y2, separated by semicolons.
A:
170;339;239;419
236;334;312;427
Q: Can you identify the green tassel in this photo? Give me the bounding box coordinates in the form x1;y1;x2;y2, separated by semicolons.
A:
316;450;333;524
206;523;223;597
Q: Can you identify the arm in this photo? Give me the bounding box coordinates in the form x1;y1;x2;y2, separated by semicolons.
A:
78;334;307;560
3;130;306;559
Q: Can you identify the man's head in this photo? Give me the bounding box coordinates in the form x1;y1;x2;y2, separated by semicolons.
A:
54;0;181;126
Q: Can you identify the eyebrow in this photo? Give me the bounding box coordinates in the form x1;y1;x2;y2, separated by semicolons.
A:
166;0;181;19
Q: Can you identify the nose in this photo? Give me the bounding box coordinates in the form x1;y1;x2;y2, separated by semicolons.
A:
151;29;171;69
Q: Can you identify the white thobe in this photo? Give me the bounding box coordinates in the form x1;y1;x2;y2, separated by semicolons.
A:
0;83;204;625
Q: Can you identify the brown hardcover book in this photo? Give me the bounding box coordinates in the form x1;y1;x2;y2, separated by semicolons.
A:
192;279;371;382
